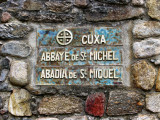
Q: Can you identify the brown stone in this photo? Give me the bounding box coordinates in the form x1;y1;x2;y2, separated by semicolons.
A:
45;1;72;13
38;96;83;115
75;0;89;7
8;89;32;116
107;90;144;116
1;12;11;23
156;68;160;91
132;60;156;90
86;5;144;21
23;0;43;10
147;0;160;20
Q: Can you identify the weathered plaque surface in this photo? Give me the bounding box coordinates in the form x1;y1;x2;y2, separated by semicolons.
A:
36;27;124;85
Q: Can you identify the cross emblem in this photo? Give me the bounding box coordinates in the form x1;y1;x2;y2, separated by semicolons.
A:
56;29;73;46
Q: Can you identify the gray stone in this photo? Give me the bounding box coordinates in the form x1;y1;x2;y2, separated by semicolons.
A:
36;118;59;120
107;90;144;116
0;23;33;39
132;114;158;120
16;11;74;22
0;92;11;114
9;61;28;86
132;60;156;90
0;96;3;109
1;41;32;58
146;93;160;112
0;69;9;82
133;21;160;38
95;0;130;4
147;0;160;20
133;38;160;58
0;57;10;70
23;0;43;11
8;116;36;120
26;84;57;95
150;55;160;65
101;118;125;120
30;96;42;115
8;89;32;116
86;5;144;21
38;96;83;115
132;0;144;5
45;1;72;13
0;82;12;92
0;57;10;82
0;115;3;120
63;116;88;120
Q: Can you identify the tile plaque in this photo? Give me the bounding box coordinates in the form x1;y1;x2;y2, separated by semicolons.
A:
36;27;124;85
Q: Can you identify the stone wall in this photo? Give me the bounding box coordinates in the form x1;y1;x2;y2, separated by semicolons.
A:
0;0;159;120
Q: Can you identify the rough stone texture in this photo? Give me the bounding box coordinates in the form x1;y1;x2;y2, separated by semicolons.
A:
156;68;160;91
63;116;88;120
26;84;57;95
16;11;75;22
95;0;130;4
85;92;105;117
147;0;160;20
86;5;144;21
0;69;9;82
157;113;160;119
0;82;12;92
101;117;125;120
9;61;28;86
0;23;33;39
36;118;59;120
8;116;36;120
75;0;89;7
0;57;10;82
0;57;10;70
38;96;83;115
146;93;160;112
132;60;156;90
132;0;144;5
0;96;3;109
23;0;43;11
1;41;32;58
132;114;158;120
45;1;72;13
106;90;144;116
30;96;41;115
133;38;160;58
1;12;11;23
150;55;160;65
0;92;11;115
8;89;32;116
133;21;160;38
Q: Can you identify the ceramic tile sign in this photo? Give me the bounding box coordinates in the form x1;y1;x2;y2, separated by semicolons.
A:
36;27;124;85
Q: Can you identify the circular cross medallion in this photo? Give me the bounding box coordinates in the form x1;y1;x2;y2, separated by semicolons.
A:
56;29;73;46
